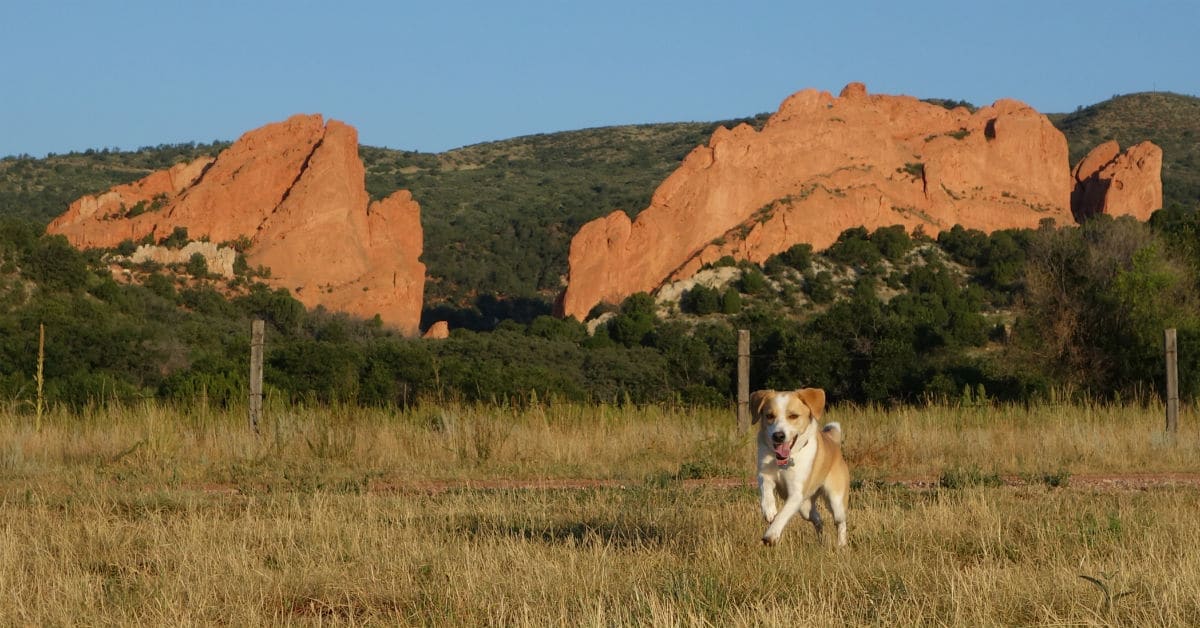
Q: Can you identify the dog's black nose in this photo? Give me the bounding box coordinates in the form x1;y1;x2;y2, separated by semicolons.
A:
771;431;786;444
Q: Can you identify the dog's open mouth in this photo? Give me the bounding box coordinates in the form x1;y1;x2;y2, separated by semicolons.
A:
773;435;799;466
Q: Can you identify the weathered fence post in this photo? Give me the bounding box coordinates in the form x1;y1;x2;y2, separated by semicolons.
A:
737;329;750;433
249;319;264;435
1165;328;1178;435
36;323;45;432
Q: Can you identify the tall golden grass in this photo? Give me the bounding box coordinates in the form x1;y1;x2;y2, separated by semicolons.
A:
0;398;1197;624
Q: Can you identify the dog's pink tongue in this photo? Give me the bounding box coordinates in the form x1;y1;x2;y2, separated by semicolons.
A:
774;442;791;463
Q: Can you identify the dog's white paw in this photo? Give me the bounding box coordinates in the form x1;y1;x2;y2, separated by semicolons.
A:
762;530;782;546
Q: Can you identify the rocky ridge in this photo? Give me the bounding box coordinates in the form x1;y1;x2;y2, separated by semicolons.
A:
558;83;1162;320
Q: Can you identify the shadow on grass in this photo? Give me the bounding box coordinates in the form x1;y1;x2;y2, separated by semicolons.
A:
452;513;677;549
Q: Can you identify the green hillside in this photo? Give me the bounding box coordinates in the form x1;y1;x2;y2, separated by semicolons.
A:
1;92;1197;311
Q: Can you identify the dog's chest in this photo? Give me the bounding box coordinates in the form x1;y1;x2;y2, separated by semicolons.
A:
762;439;818;490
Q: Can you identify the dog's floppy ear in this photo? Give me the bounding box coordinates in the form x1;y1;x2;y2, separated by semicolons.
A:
748;390;773;424
795;388;826;419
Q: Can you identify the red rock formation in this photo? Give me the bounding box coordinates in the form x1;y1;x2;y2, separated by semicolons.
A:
47;114;426;336
422;321;450;339
1071;140;1163;221
559;83;1084;320
48;158;214;248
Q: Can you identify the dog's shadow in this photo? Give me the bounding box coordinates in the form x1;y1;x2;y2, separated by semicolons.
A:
452;513;677;550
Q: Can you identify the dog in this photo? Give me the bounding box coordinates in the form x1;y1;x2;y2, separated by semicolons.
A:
751;388;849;546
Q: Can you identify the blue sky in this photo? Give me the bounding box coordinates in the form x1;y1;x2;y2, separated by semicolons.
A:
3;1;1197;157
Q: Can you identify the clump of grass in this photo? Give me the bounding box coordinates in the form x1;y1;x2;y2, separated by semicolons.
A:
939;464;1003;489
1078;572;1136;623
1041;468;1072;488
899;161;925;180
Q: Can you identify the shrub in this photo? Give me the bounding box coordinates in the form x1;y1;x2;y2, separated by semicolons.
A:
143;273;178;302
737;266;768;294
777;243;813;272
826;227;882;269
606;292;657;347
900;162;925;180
186;253;209;278
682;285;721;315
871;225;913;262
720;287;742;314
527;315;587;342
161;226;189;249
803;270;836;304
937;225;989;265
25;235;89;292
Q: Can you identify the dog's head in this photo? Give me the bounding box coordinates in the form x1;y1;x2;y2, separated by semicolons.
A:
750;388;826;466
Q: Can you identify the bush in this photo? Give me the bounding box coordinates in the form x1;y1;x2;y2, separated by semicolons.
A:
527;315;587;342
870;225;913;262
826;226;882;269
937;225;988;265
606;292;656;347
737;266;768;294
186;253;208;278
143;273;178;302
720;287;742;314
777;243;813;272
25;236;89;292
803;271;836;304
681;285;721;315
161;226;189;248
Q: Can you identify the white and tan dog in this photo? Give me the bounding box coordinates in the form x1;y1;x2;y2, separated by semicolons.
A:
752;388;849;546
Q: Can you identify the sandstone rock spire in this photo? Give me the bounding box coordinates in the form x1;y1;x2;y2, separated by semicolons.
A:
47;114;426;336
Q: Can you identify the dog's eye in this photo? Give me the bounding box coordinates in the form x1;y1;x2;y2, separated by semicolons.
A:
787;413;800;420
764;413;775;420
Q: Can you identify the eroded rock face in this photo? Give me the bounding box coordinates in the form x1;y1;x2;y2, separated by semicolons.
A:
129;241;238;278
47;114;426;335
558;83;1131;320
1071;140;1163;221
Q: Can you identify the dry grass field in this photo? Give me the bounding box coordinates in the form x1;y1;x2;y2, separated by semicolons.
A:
1;399;1198;625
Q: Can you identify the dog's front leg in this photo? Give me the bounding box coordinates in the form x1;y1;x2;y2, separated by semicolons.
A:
762;493;811;546
758;474;779;523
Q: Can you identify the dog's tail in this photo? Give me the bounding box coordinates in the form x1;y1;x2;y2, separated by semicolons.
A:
822;422;843;445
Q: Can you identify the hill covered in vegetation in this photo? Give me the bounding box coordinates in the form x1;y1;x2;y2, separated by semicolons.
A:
0;91;1198;410
0;209;1198;410
3;93;1197;310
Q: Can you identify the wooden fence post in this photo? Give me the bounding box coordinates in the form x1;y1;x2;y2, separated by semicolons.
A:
36;323;44;432
737;329;750;434
249;319;264;435
1165;328;1178;435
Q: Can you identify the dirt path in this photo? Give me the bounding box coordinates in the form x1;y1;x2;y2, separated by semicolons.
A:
374;472;1200;495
